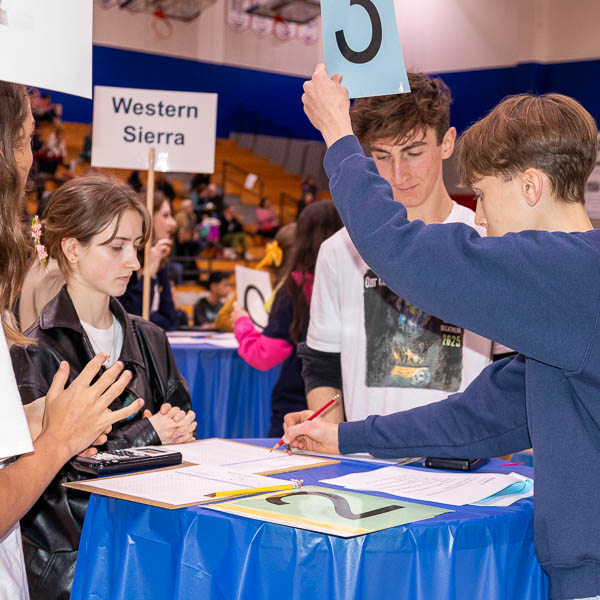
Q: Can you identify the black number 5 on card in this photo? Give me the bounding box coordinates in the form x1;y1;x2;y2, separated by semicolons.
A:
335;0;383;64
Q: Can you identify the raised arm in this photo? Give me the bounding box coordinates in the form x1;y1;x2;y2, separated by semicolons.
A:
324;136;600;370
300;65;599;371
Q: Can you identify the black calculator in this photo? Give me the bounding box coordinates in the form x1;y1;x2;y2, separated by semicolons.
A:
71;447;183;475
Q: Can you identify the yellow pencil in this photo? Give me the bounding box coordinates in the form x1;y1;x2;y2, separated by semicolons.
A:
207;480;302;498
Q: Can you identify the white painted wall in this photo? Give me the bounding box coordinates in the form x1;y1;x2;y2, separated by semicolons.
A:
92;1;323;76
93;2;226;64
93;0;600;78
221;24;323;76
534;0;600;64
396;0;536;74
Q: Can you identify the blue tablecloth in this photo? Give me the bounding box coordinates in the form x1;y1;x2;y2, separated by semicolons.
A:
71;441;548;600
171;342;282;438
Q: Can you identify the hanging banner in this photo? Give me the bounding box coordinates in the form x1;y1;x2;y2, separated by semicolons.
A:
250;14;274;37
91;85;218;173
227;0;320;43
298;20;320;45
0;0;92;98
226;0;252;32
274;20;298;41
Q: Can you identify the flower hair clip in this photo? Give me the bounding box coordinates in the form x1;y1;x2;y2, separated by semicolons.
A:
31;215;48;268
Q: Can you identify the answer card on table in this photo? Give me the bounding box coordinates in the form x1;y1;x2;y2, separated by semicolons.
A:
207;485;451;537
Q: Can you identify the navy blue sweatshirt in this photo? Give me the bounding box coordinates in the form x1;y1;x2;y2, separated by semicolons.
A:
119;267;179;331
327;135;600;600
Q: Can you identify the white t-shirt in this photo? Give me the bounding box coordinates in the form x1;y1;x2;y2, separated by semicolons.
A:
0;326;33;600
81;315;124;368
307;202;493;421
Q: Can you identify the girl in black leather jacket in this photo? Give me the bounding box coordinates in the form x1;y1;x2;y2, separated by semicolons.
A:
10;175;197;600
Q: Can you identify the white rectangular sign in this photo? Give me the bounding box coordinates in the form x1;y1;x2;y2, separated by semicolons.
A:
0;0;92;98
91;85;218;173
235;266;272;331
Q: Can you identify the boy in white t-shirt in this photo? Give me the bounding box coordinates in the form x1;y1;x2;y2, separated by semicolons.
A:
300;73;494;422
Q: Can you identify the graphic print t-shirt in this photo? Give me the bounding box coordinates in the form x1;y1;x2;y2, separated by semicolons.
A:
364;270;464;391
307;202;492;421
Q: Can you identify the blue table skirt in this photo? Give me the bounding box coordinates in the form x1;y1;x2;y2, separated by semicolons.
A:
171;343;282;439
72;442;548;600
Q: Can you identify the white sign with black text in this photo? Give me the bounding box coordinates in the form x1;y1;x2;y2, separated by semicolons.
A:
91;86;218;173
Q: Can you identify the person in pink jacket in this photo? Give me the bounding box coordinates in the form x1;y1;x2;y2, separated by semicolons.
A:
232;201;342;436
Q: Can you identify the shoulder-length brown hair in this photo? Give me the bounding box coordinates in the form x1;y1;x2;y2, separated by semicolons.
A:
285;201;343;344
0;81;31;346
41;175;152;275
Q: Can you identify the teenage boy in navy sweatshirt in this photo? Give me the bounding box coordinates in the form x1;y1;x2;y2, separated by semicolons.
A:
284;64;600;600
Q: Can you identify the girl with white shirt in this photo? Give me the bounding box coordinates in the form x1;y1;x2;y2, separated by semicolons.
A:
0;82;143;600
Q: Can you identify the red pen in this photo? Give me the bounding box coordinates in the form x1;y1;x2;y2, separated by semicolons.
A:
502;462;525;466
270;393;341;452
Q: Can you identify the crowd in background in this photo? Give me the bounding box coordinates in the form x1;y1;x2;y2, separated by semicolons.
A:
24;90;323;332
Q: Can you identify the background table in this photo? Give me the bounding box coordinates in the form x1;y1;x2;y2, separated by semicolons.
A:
171;342;282;438
71;441;549;600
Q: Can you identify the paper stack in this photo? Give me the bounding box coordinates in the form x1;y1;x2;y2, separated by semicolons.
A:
320;466;533;507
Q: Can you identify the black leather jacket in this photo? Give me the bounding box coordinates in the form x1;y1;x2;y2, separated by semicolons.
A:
10;286;192;599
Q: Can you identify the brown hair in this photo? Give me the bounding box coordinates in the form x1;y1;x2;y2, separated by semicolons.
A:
0;81;31;346
285;201;343;344
153;189;169;215
41;175;152;275
350;72;452;146
273;222;296;283
458;93;598;204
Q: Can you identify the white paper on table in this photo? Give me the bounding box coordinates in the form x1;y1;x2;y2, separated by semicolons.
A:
301;450;422;466
168;331;236;339
319;466;524;506
158;439;335;475
79;465;290;507
168;336;239;348
167;336;206;344
471;473;534;507
199;338;239;349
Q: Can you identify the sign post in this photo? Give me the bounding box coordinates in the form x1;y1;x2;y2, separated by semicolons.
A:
142;148;156;321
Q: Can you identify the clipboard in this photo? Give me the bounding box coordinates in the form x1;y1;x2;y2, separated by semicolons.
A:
189;439;339;476
63;439;339;510
63;462;202;510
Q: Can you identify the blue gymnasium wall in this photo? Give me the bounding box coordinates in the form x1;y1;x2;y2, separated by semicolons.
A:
51;45;600;140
